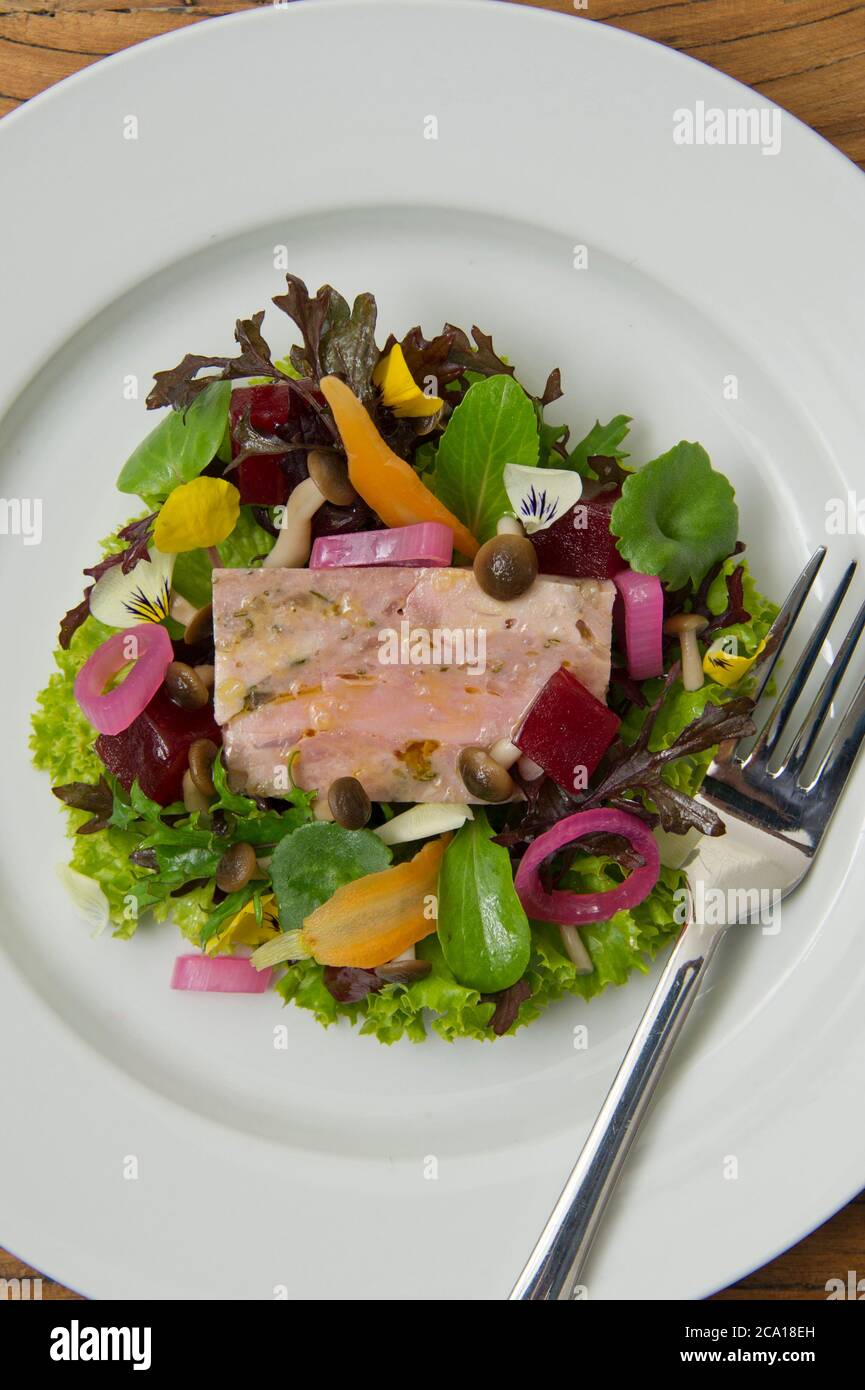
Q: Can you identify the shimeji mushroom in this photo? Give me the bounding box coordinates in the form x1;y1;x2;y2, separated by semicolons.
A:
663;612;709;691
457;746;515;802
263;476;327;568
473;533;538;601
306;450;357;507
558;923;594;975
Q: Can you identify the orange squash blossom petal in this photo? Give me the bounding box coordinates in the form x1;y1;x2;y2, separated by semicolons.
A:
298;835;450;968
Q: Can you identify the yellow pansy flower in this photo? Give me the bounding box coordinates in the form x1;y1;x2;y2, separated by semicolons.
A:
154;477;240;553
703;637;767;687
372;343;444;418
205;892;280;957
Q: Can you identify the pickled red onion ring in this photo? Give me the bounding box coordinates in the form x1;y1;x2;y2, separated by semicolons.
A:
73;623;173;735
170;954;272;993
514;808;660;925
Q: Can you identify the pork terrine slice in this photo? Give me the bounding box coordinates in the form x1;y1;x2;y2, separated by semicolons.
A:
213;566;614;802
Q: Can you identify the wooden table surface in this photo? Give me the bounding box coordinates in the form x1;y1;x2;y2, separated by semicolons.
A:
2;0;863;1302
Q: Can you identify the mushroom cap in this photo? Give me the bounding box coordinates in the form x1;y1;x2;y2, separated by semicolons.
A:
663;612;710;636
307;450;357;507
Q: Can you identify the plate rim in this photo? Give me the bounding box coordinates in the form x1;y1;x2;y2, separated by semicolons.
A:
2;0;864;1301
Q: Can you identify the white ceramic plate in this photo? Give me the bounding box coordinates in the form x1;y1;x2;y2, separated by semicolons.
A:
2;0;864;1301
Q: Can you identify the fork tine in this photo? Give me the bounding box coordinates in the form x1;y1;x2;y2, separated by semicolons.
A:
745;559;856;765
808;670;865;799
784;593;865;780
749;547;826;705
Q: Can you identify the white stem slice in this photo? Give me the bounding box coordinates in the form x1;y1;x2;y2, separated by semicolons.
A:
559;924;593;975
251;929;308;971
56;864;110;938
375;802;474;846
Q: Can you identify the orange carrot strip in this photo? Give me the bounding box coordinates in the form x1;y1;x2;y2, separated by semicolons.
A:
319;375;480;559
299;835;449;968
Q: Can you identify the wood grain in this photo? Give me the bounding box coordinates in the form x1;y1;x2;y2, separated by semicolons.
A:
1;0;863;1304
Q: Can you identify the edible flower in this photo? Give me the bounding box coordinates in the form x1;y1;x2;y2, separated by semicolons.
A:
88;546;175;628
153;477;240;554
703;636;767;688
503;463;582;534
204;892;279;957
372;343;444;418
252;835;449;970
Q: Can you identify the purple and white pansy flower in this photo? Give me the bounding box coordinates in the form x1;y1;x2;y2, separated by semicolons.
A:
503;463;583;535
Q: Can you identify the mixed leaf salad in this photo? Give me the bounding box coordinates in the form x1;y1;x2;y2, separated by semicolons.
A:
32;273;777;1043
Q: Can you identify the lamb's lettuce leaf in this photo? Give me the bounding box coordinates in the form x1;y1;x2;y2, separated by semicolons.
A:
436;810;530;992
117;381;231;501
432;375;539;544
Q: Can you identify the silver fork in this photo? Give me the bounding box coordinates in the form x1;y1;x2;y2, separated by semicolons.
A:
511;547;865;1301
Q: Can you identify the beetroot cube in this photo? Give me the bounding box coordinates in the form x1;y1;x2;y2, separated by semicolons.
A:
515;666;620;793
530;491;626;580
229;385;293;506
229;383;293;436
95;688;221;806
235;455;290;506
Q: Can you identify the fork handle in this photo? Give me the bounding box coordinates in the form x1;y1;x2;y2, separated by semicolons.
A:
510;916;725;1300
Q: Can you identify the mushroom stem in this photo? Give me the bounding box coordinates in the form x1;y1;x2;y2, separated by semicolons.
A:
663;613;709;692
169;593;197;626
496;515;525;537
263;477;326;568
489;737;521;770
679;632;705;691
182;768;211;815
517;754;544;782
559;924;593;975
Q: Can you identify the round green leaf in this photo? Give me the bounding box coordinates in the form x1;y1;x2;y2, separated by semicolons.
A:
610;441;738;589
269;821;392;935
